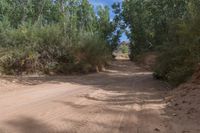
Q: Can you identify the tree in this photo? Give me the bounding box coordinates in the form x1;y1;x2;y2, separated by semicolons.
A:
0;0;112;74
122;0;188;59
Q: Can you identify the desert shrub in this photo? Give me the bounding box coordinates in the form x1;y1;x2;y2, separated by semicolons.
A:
154;13;200;86
0;25;111;75
0;0;117;75
0;25;68;74
119;44;129;54
75;34;111;71
154;45;199;86
0;49;39;74
122;0;200;86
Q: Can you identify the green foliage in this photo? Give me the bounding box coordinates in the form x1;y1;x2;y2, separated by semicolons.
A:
154;6;200;85
122;0;187;59
0;0;113;75
119;44;129;54
0;24;111;75
0;49;38;75
78;34;111;67
154;45;199;86
110;2;124;52
122;0;200;85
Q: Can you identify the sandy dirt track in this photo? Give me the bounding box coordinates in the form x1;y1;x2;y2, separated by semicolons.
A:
0;60;192;133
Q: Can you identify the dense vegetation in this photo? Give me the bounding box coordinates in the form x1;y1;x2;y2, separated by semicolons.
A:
122;0;200;86
0;0;121;75
1;0;199;86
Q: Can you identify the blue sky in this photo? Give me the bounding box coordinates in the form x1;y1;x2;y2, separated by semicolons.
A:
89;0;128;42
89;0;122;9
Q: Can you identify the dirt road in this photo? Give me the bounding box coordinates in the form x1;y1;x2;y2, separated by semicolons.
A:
0;60;183;133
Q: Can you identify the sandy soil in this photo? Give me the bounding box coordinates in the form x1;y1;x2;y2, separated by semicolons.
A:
166;83;200;133
0;60;199;133
165;65;200;133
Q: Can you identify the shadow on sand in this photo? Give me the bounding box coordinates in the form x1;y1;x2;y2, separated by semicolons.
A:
1;60;172;133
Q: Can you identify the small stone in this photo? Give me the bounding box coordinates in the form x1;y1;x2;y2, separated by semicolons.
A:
154;128;160;132
174;103;179;106
172;113;177;116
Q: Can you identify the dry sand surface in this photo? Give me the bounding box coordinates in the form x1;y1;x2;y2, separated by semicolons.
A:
0;60;199;133
165;65;200;133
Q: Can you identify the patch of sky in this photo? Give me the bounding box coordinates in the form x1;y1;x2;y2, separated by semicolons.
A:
89;0;128;42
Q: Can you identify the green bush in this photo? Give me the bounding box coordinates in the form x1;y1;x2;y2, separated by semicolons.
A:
0;0;115;75
153;46;199;86
77;34;111;70
119;44;129;54
0;49;39;74
0;25;111;75
154;14;200;86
